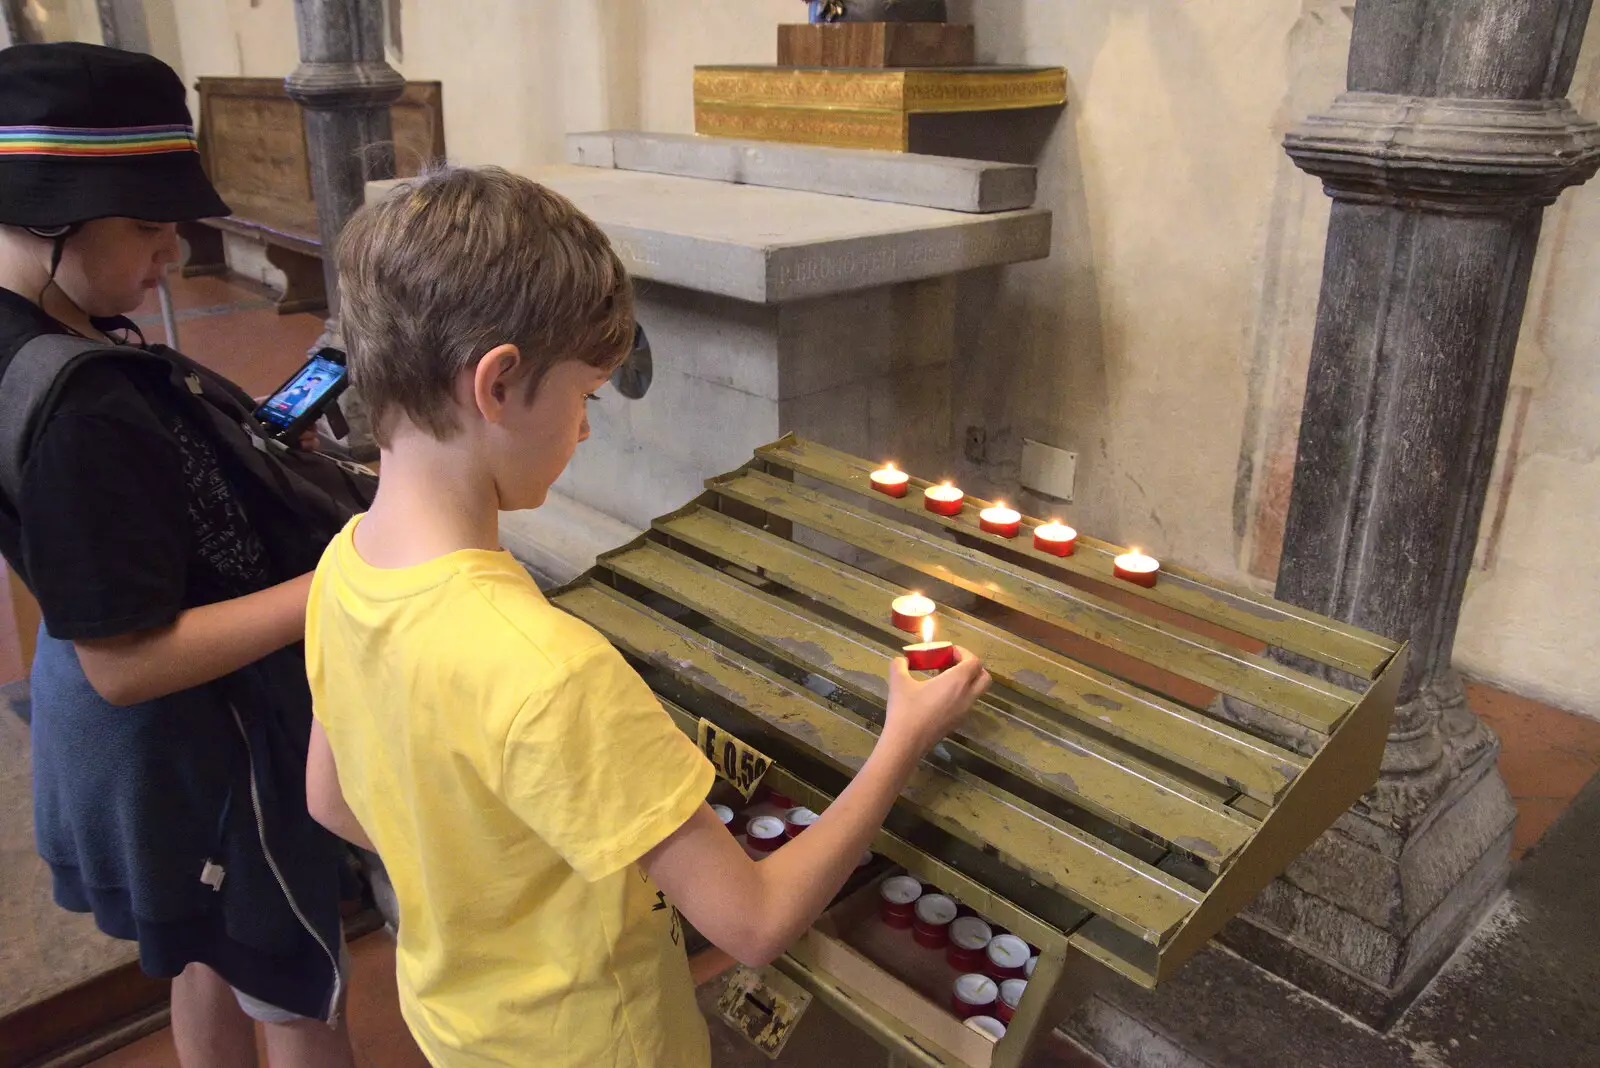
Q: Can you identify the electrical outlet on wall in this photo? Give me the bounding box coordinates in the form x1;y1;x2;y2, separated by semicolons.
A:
1021;438;1077;502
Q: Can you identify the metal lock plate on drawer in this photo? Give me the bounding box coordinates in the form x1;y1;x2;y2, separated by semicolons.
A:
717;964;813;1059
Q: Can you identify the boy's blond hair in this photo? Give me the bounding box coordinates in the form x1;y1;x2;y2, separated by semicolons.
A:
336;165;634;444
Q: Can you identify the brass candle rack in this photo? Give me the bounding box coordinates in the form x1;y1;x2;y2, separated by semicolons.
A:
551;435;1405;1067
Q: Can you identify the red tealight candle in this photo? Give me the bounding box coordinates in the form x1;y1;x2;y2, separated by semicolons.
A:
965;1015;1007;1041
904;616;955;672
950;973;998;1019
996;979;1027;1024
1033;520;1078;557
923;481;965;516
746;815;787;853
870;462;910;498
978;502;1022;538
760;787;795;810
1113;549;1161;588
913;893;958;949
879;874;923;929
890;592;936;634
946;916;994;972
985;934;1031;980
784;806;819;839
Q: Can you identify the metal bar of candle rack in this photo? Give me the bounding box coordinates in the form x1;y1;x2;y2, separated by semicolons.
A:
549;435;1405;1068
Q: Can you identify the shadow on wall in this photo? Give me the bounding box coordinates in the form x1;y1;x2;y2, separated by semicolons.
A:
1232;1;1353;583
947;4;1111;523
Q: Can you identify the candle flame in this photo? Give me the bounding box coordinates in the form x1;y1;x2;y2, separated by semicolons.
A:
885;462;898;472
996;500;1007;510
921;616;935;644
941;480;953;489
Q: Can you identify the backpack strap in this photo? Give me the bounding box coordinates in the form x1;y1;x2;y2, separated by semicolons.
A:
0;333;157;505
0;334;374;541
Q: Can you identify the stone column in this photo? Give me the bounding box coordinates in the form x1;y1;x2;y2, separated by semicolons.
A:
286;0;404;313
1218;0;1600;1026
286;0;403;456
94;0;149;52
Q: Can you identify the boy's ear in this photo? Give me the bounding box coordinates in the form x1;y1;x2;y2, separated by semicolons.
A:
471;343;523;423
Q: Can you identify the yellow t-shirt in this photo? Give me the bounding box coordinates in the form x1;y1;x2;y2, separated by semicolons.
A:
307;518;714;1068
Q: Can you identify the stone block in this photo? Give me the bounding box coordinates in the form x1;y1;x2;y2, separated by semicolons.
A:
498;495;641;588
561;363;780;529
777;276;954;399
1272;759;1515;932
369;167;1051;303
565;130;1037;213
635;281;780;399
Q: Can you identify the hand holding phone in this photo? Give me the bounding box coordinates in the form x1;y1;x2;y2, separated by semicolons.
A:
254;349;349;446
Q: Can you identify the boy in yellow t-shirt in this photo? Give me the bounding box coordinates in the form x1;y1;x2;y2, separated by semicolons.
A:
303;166;992;1068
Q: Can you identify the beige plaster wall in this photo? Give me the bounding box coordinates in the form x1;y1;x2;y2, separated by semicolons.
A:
154;0;1600;717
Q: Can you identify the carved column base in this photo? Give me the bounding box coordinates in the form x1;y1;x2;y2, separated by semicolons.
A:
1217;673;1516;1026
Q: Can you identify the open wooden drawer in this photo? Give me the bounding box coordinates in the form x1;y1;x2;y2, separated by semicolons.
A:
556;436;1406;1066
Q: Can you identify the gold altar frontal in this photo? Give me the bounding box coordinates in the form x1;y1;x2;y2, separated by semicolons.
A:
552;436;1404;1067
692;65;1068;152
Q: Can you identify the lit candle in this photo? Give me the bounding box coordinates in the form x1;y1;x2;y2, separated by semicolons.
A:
890;592;936;633
1033;520;1078;557
923;480;966;516
904;616;955;672
870;462;910;498
978;501;1022;538
1113;548;1161;588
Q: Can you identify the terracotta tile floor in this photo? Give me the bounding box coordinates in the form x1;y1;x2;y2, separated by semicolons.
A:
88;931;430;1068
0;270;1590;1065
1468;679;1600;858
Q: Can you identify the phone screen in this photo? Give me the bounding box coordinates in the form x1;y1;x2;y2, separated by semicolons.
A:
256;356;346;431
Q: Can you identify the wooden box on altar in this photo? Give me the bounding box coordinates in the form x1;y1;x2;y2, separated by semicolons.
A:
692;65;1067;152
777;21;976;68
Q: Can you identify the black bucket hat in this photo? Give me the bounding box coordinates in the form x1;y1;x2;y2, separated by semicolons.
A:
0;42;230;230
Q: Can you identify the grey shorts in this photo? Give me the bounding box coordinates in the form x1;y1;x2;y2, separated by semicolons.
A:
232;939;351;1024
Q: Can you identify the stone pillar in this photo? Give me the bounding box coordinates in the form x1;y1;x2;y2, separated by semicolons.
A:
286;0;403;313
286;0;403;456
1218;0;1600;1026
94;0;149;52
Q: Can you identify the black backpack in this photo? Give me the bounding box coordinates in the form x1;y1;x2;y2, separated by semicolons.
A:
0;333;377;570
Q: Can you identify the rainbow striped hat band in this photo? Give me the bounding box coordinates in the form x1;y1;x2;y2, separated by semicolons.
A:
0;123;198;158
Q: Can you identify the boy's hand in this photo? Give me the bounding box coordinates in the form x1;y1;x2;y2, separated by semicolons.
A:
881;647;990;756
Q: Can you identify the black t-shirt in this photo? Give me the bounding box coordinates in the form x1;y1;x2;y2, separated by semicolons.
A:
0;287;282;640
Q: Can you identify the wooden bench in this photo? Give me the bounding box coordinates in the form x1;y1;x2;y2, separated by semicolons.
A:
179;76;445;314
552;434;1405;1067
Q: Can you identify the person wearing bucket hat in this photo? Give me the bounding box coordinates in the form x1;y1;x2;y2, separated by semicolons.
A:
0;44;358;1067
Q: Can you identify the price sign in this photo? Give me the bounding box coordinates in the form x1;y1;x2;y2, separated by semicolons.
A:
697;718;772;800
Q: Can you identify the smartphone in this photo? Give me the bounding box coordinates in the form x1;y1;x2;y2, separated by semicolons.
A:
253;348;350;444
